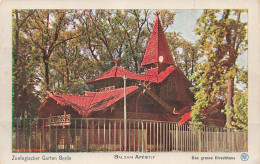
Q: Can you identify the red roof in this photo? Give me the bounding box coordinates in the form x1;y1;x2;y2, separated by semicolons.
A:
178;111;192;125
41;86;139;117
87;65;179;84
157;66;176;83
87;66;157;83
141;16;175;66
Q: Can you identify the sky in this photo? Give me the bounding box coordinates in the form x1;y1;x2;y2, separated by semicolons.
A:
170;9;203;44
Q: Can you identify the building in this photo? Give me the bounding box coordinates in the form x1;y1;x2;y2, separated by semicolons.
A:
36;16;194;124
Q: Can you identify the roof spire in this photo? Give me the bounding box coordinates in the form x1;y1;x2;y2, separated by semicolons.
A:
155;11;160;17
113;58;121;66
141;15;175;67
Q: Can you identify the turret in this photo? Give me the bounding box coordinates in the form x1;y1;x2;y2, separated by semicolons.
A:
141;16;175;76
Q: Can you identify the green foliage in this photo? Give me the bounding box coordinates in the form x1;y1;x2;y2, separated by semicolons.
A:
12;10;41;118
191;9;248;129
167;32;199;79
232;90;248;130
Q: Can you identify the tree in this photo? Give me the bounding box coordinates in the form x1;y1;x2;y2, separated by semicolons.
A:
23;10;81;91
232;66;248;129
12;10;41;118
77;9;178;73
76;10;111;72
49;38;97;94
167;33;199;79
232;89;248;130
191;9;248;128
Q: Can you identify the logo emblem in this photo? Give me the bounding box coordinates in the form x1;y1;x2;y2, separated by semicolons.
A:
240;153;249;161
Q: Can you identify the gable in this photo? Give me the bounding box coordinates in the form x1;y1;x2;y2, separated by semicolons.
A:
159;70;194;103
37;98;82;118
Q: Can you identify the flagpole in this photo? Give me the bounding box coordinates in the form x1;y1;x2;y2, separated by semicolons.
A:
123;74;127;152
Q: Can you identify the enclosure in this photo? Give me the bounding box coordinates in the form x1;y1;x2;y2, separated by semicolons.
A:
13;117;248;152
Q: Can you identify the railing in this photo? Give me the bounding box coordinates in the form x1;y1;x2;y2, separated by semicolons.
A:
116;112;161;120
12;118;248;152
45;114;71;127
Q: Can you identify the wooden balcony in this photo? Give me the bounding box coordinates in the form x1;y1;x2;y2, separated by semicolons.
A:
45;114;71;127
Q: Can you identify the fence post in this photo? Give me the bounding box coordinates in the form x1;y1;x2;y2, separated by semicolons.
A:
42;120;45;152
67;122;70;152
86;119;89;152
109;120;111;151
129;121;131;152
29;119;31;152
156;122;158;152
55;119;58;152
216;128;219;151
176;124;178;151
115;120;117;152
36;120;38;151
141;121;144;152
23;119;25;151
232;129;234;152
80;119;83;152
49;119;51;152
75;119;77;152
16;119;19;151
206;127;209;152
98;119;100;152
198;126;201;152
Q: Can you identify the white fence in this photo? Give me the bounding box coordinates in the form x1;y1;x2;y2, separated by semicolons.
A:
13;118;248;152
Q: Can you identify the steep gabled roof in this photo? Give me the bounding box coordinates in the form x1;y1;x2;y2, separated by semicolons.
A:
39;86;179;118
85;86;139;115
39;86;139;117
86;65;192;87
141;16;175;66
86;66;157;84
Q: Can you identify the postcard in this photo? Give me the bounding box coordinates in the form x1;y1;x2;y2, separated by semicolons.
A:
0;0;259;164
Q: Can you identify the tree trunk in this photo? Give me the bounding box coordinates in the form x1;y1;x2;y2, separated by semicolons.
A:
13;11;20;118
13;37;19;117
43;57;50;90
66;60;70;88
62;72;65;86
226;76;234;127
88;38;105;72
191;49;195;76
133;55;139;73
185;59;188;77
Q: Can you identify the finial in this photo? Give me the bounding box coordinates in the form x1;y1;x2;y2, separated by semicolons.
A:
155;11;160;17
47;91;53;96
114;58;121;66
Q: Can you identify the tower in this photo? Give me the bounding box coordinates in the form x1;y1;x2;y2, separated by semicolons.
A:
141;16;175;76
